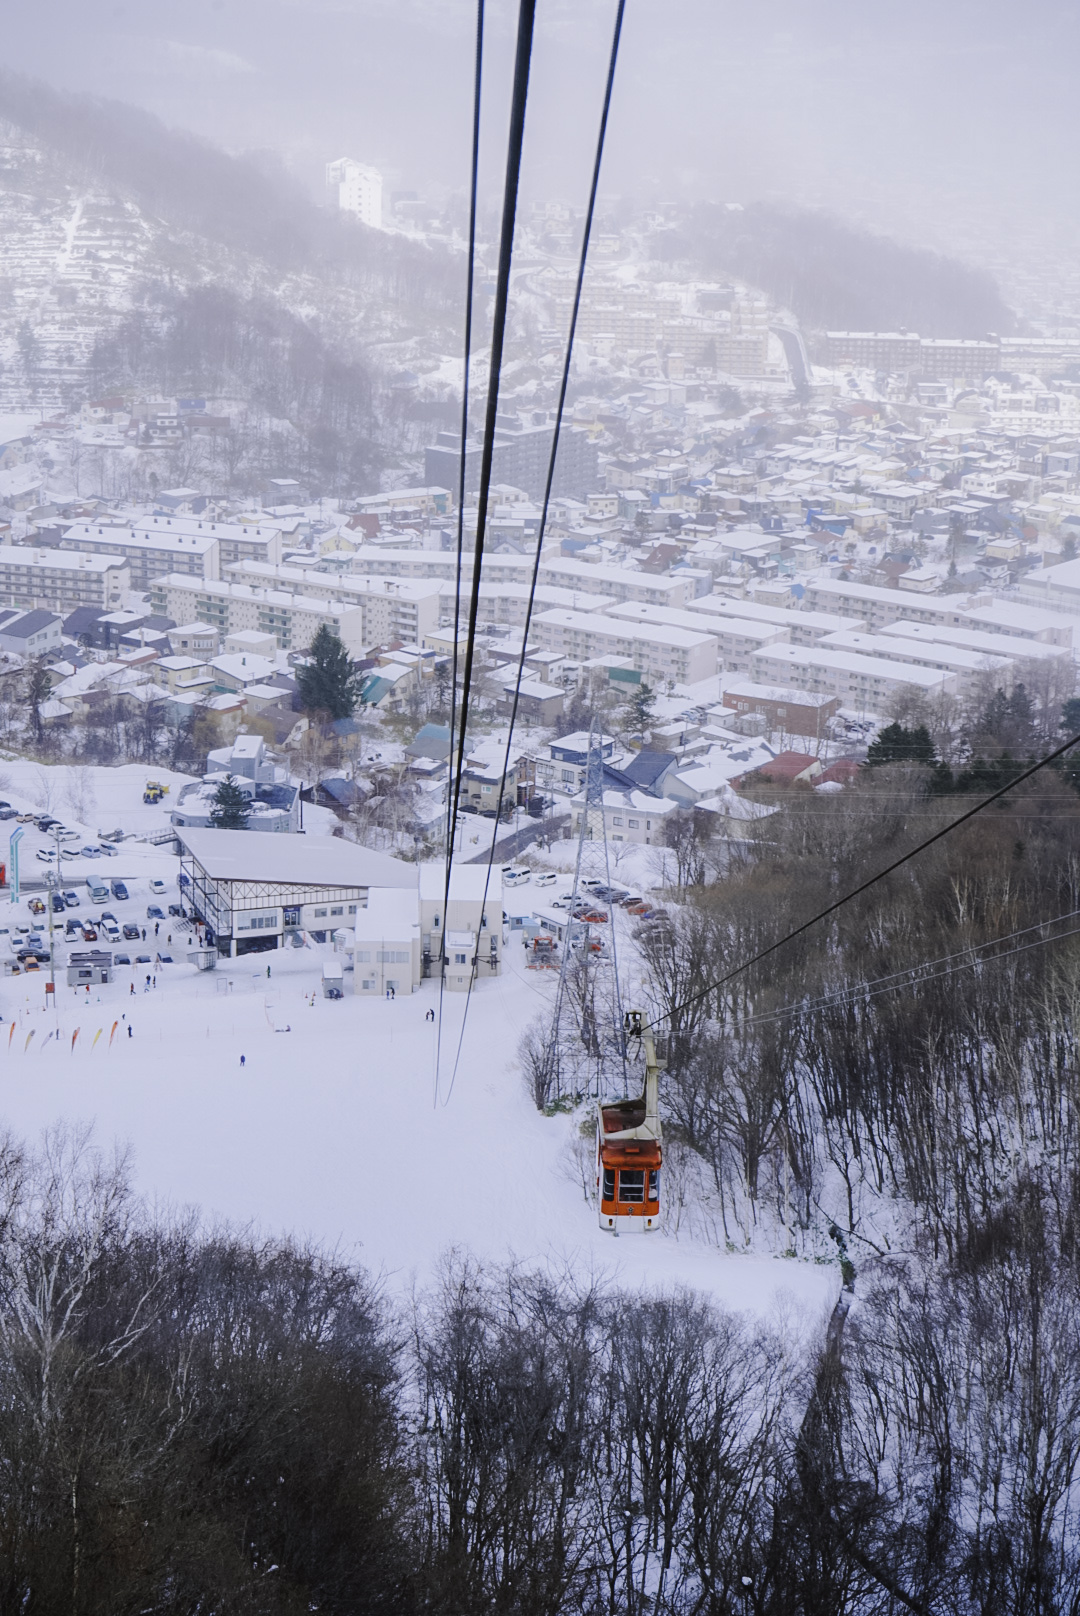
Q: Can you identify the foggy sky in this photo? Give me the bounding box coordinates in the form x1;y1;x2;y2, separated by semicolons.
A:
6;0;1080;260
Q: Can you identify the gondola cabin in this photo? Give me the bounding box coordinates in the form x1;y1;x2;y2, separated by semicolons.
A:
597;1011;664;1232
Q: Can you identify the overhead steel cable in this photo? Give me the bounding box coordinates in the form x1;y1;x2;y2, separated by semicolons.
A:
444;0;484;867
646;726;1080;1035
696;905;1080;1040
441;0;627;1107
436;0;537;1104
435;0;485;1102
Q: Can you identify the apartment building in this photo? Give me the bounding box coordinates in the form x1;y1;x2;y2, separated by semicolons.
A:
0;547;129;614
879;619;1072;668
537;557;696;609
532;608;717;686
424;419;599;501
801;579;982;633
437;580;619;628
604;600;788;673
222;561;441;644
133;514;283;571
58;522;219;590
150;574;367;656
685;594;859;647
816;629;1013;695
749;641;955;713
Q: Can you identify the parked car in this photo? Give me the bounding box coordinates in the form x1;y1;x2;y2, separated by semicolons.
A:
580;877;605;893
149;879;167;896
0;807;16;821
62;890;80;908
50;894;65;914
135;955;152;965
81;845;100;858
101;911;117;925
146;905;164;920
80;925;98;943
28;898;45;916
35;848;56;863
551;896;573;911
55;828;79;843
122;924;140;941
102;922;120;942
167;904;184;917
502;867;530;887
533;870;557;888
35;816;58;831
16;813;34;823
97;843;118;857
111;881;129;900
115;954;130;966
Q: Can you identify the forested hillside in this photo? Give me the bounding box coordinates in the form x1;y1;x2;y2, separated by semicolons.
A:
652;202;1014;337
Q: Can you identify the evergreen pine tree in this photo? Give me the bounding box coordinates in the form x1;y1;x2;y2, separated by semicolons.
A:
866;722;937;767
626;680;656;739
209;773;252;830
296;625;363;721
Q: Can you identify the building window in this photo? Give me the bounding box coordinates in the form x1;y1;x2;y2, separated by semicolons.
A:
628;818;639;829
355;950;371;962
612;816;623;826
313;908;327;917
377;950;410;963
454;952;467;965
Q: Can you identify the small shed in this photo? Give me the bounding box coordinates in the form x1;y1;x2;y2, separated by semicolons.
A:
322;959;345;1000
67;950;112;986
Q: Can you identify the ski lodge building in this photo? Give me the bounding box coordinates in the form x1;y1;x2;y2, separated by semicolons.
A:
178;829;416;958
177;830;503;993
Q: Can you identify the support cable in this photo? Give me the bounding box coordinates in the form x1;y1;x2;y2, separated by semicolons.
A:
435;0;485;1100
436;0;537;1103
441;0;626;1107
703;904;1080;1040
647;728;1080;1035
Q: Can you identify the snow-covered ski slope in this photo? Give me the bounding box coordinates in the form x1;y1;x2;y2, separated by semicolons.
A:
0;759;837;1326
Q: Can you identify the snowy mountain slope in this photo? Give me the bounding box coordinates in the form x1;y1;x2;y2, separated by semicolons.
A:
0;756;837;1330
0;81;462;422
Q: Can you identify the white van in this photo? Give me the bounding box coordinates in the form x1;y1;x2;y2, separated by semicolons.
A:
87;880;109;904
502;866;531;887
533;870;557;888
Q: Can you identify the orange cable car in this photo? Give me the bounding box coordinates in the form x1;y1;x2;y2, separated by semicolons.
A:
597;1010;663;1233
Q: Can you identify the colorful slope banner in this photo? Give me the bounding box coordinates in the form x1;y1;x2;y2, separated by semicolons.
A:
108;1021;119;1048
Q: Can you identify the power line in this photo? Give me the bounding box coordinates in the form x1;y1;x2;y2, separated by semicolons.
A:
436;0;537;1103
647;726;1080;1034
442;0;627;1106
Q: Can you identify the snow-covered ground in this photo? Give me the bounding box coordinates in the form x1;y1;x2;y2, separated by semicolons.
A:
0;760;837;1333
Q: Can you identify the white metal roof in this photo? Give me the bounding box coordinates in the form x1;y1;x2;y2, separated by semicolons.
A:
178;828;417;889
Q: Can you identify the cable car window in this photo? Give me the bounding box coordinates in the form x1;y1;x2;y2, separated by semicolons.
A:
648;1169;660;1201
602;1168;616;1201
618;1169;645;1202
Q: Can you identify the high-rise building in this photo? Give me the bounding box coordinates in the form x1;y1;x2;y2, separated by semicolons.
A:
326;159;383;229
